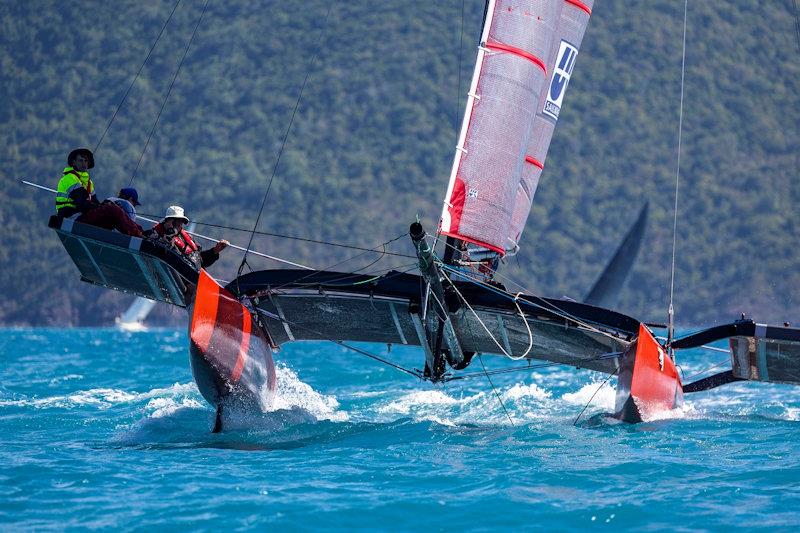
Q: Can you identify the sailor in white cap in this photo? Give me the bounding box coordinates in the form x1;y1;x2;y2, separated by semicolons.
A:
145;205;229;269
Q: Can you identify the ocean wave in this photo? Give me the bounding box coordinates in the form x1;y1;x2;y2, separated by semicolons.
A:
0;382;197;409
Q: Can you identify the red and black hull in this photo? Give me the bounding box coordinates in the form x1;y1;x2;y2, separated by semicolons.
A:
614;323;684;423
189;270;277;420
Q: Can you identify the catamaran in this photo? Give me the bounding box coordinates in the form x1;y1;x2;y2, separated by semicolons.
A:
46;0;800;431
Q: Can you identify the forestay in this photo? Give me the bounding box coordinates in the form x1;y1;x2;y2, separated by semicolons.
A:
440;0;593;256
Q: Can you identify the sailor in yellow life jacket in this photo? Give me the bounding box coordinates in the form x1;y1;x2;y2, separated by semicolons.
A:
55;148;99;218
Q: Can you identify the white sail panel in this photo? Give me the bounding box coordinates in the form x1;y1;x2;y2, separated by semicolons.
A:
507;0;593;250
117;297;157;331
440;0;559;254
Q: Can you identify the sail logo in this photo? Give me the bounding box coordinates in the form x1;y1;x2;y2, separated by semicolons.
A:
543;40;578;121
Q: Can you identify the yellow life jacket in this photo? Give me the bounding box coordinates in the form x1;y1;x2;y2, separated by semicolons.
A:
55;166;94;213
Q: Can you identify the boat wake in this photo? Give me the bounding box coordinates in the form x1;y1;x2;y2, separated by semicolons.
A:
112;363;350;447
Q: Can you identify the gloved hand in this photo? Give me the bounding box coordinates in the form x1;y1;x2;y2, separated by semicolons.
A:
213;240;229;254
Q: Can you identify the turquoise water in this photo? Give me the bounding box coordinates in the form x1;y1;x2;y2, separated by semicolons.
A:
2;328;800;530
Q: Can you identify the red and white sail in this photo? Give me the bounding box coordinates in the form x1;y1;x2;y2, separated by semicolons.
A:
439;0;593;256
508;0;593;251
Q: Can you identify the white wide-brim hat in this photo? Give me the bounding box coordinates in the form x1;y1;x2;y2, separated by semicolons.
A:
163;205;190;223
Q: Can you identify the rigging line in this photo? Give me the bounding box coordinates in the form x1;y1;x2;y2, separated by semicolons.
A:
654;336;729;354
573;368;618;426
326;253;386;277
239;2;335;277
131;215;416;258
134;213;312;269
252;308;421;379
263;232;409;292
693;344;729;354
331;339;421;378
272;262;421;292
128;0;210;187
94;0;182;154
264;261;420;299
347;262;421;283
440;269;512;358
278;260;419;289
10;183;289;273
478;354;515;426
682;357;732;382
446;352;622;382
433;238;599;338
793;0;800;55
18;176;398;274
247;244;390;289
285;271;383;289
439;261;533;363
438;262;625;343
431;237;627;343
667;0;689;351
513;297;534;359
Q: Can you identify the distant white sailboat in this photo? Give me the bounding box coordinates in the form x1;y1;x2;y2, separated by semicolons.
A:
116;297;156;331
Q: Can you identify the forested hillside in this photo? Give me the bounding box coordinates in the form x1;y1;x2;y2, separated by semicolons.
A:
1;1;798;326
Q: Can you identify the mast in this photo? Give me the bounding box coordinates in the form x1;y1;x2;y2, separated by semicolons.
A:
439;0;501;253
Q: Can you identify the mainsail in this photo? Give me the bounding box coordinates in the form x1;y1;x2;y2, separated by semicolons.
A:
440;0;593;257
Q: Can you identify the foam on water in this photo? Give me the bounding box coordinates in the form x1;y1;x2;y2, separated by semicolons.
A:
561;380;616;411
375;381;569;426
271;363;347;422
145;396;205;419
0;382;196;409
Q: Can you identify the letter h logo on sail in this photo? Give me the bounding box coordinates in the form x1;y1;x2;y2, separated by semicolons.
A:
543;40;579;121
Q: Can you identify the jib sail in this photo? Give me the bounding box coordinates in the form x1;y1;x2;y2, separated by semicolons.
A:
440;0;593;257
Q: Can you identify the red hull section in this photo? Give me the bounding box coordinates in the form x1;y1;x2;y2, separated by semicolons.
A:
615;323;683;423
189;269;277;411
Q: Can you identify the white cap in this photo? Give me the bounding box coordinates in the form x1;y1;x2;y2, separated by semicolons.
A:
163;205;189;223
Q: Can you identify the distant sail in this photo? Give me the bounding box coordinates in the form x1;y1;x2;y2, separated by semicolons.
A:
508;0;593;250
583;202;648;307
440;0;593;256
117;297;157;331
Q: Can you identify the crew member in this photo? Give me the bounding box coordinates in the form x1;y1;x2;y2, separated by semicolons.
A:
55;148;143;237
145;205;229;269
106;187;141;222
55;148;99;218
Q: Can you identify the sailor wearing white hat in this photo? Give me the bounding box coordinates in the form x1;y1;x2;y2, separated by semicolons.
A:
145;205;229;269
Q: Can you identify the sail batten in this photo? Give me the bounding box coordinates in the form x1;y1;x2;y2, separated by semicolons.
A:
484;42;547;73
440;0;593;260
524;155;544;169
